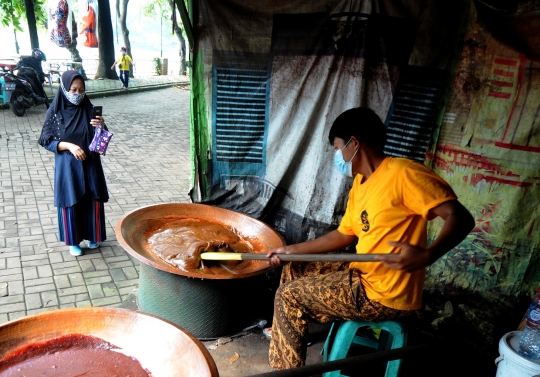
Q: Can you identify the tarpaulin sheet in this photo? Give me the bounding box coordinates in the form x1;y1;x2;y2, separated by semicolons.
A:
424;3;540;299
190;0;459;244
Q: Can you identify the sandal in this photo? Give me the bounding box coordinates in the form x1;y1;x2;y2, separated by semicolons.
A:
263;327;272;339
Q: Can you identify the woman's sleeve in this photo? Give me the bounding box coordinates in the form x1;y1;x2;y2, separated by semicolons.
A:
38;109;57;147
43;140;60;154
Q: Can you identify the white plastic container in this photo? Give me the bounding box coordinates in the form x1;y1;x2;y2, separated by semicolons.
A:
496;331;540;377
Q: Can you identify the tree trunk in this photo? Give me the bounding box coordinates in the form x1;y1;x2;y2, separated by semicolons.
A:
167;0;187;75
24;0;39;49
95;0;118;79
118;0;133;77
66;14;88;80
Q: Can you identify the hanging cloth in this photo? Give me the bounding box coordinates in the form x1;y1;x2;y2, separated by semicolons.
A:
48;0;73;47
78;1;98;47
78;0;99;47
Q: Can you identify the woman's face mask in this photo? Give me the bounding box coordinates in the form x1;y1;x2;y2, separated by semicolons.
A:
64;91;85;105
60;80;86;105
334;138;359;177
121;51;126;55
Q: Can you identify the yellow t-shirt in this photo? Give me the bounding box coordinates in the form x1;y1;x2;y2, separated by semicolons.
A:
116;55;132;71
337;157;457;310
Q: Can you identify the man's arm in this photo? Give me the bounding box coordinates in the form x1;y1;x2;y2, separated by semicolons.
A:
375;199;475;272
266;229;357;266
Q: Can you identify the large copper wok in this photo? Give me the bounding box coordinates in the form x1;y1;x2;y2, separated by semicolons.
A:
115;202;285;279
115;203;286;338
0;307;219;377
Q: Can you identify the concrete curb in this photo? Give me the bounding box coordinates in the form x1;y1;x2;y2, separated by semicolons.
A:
0;81;190;110
86;81;190;100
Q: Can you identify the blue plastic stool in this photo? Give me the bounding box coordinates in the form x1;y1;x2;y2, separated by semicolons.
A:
322;319;408;377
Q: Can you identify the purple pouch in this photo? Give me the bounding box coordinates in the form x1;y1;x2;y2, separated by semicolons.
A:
89;126;113;155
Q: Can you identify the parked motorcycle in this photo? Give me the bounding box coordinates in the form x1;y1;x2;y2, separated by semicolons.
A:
1;49;49;117
1;69;49;117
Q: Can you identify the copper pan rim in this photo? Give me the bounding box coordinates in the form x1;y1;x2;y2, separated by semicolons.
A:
0;307;219;377
115;202;286;279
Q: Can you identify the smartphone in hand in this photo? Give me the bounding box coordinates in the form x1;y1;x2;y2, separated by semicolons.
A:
92;105;103;119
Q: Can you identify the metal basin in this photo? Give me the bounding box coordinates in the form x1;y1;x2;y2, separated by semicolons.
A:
0;307;219;377
115;203;286;338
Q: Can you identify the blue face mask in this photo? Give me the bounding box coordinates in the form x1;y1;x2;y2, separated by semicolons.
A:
334;138;359;177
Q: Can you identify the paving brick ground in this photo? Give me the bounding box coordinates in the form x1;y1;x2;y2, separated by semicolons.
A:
0;81;191;324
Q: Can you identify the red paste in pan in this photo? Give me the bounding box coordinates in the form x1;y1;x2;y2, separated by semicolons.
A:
0;334;151;376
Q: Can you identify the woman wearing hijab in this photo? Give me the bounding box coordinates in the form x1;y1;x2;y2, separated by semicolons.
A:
38;71;109;256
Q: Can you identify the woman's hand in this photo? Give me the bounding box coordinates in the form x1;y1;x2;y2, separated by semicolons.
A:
90;116;105;128
58;142;86;160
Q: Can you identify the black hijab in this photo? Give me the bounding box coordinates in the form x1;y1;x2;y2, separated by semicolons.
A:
39;70;94;150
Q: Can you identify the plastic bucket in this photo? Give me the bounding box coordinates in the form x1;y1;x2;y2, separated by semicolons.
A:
496;331;540;377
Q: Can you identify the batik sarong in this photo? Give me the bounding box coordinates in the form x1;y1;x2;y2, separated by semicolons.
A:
268;261;411;369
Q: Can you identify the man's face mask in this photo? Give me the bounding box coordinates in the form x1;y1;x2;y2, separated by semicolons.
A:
334;138;359;177
121;51;126;55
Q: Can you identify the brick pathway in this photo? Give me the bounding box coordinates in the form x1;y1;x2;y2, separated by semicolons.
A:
0;84;191;324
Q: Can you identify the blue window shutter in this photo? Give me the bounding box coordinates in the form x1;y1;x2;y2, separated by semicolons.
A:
214;67;268;163
211;54;270;189
384;66;446;161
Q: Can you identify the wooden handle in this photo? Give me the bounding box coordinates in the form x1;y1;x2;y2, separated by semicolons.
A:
200;252;398;262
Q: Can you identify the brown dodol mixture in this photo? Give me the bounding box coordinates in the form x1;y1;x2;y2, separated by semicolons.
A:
147;218;256;271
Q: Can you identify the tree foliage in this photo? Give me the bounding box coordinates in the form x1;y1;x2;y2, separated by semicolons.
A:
141;0;168;20
0;0;47;32
142;0;187;75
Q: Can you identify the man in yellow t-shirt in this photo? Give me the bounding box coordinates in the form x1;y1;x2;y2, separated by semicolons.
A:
266;107;475;370
111;46;134;90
